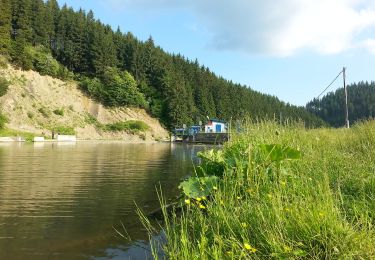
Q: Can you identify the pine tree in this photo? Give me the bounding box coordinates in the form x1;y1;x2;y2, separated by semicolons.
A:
10;37;32;69
44;0;59;50
11;0;32;43
0;0;12;55
89;22;117;75
30;0;47;46
9;0;33;68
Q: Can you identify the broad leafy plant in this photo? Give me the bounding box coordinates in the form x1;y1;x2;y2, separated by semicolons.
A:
179;144;301;201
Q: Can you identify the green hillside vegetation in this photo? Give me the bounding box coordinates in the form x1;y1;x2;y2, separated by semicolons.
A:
0;76;9;129
147;120;375;259
102;120;149;134
307;81;375;127
0;112;7;129
0;76;10;97
0;0;325;128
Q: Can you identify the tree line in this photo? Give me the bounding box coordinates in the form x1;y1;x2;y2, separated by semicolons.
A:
0;0;326;128
307;81;375;127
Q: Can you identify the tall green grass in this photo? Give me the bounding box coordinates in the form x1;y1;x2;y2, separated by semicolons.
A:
149;120;375;259
0;128;36;142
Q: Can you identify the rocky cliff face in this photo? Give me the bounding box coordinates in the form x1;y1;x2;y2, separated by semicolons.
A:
0;64;169;141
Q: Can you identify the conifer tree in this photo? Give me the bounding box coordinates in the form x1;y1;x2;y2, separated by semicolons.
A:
11;0;32;43
44;0;59;50
10;0;33;68
0;0;12;55
30;0;47;46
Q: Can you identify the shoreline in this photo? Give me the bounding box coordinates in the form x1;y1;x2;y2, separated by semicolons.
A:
0;138;170;144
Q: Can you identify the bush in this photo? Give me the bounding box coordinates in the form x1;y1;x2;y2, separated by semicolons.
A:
0;55;8;68
79;77;107;101
57;66;74;80
79;67;148;108
0;112;8;129
10;40;33;70
27;111;34;119
102;120;149;134
25;46;73;80
53;108;64;116
52;126;75;135
38;107;50;118
84;113;102;128
0;77;10;97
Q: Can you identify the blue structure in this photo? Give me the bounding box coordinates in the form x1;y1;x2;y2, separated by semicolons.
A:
189;126;201;135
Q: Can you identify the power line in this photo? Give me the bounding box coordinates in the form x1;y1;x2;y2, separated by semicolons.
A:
317;70;343;99
315;67;350;128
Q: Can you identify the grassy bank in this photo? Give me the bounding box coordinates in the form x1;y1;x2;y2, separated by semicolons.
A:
151;120;375;259
0;128;36;142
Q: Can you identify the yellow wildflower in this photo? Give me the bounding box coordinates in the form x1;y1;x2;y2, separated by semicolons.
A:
244;243;257;253
184;199;191;205
201;196;207;200
244;243;252;250
284;245;292;253
241;222;248;228
237;196;241;200
220;200;224;205
196;197;202;202
199;204;206;209
213;186;218;190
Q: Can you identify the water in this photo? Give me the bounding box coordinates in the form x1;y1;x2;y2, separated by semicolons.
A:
0;142;207;260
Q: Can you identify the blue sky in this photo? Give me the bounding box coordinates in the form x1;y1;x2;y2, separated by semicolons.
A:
57;0;375;106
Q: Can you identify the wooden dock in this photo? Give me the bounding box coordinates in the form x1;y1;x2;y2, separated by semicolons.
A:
175;133;228;144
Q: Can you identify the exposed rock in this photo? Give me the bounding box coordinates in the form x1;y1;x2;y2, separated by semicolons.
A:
0;65;169;142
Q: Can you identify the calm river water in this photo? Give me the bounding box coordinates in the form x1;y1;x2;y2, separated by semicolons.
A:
0;142;207;259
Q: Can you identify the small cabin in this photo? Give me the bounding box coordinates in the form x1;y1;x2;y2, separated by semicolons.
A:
204;119;227;133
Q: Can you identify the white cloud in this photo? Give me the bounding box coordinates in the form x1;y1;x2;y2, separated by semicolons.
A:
360;38;375;53
105;0;375;56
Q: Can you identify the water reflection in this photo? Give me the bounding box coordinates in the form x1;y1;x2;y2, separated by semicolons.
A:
0;142;209;259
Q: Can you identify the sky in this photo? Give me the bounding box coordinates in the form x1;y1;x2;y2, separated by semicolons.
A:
57;0;375;106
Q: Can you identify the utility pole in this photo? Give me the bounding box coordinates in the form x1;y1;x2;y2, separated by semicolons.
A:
343;67;350;128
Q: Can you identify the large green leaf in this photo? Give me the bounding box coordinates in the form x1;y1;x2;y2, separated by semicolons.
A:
196;150;225;177
259;144;301;162
179;176;220;199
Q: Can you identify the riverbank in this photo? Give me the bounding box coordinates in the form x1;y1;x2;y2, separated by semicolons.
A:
0;135;170;144
155;120;375;259
0;64;169;142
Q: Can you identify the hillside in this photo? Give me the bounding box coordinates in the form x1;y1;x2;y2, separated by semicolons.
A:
0;63;169;141
306;81;375;127
0;0;325;128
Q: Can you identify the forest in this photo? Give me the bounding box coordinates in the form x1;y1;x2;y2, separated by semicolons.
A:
306;81;375;127
0;0;326;128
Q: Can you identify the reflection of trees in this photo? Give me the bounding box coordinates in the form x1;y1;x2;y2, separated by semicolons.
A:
0;142;207;259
